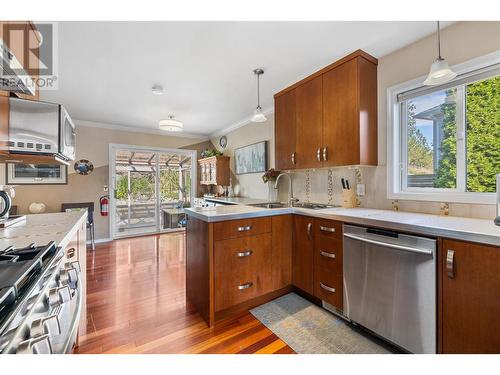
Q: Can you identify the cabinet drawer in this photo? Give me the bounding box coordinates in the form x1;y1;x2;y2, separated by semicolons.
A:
314;219;342;240
214;217;271;241
315;236;343;271
214;233;272;311
314;265;343;310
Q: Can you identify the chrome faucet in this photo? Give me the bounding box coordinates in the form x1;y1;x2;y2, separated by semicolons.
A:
274;172;299;207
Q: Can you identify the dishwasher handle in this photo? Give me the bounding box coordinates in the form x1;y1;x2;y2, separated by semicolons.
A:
343;233;434;256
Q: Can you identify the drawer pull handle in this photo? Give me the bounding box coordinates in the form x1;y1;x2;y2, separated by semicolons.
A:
320;226;336;233
66;248;76;258
291;152;296;165
320;282;336;293
322;147;328;161
237;250;253;258
238;282;253;290
237;225;252;232
446;249;455;278
320;251;336;259
317;148;322;162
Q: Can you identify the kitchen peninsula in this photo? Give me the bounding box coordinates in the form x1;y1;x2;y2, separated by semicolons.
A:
185;203;500;353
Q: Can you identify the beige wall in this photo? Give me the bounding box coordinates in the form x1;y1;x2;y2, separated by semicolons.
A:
7;122;211;240
209;22;500;220
210;116;275;199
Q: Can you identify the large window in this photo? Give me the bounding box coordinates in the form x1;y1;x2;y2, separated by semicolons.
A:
388;55;500;204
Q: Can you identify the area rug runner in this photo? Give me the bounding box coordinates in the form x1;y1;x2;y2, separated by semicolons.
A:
250;292;395;354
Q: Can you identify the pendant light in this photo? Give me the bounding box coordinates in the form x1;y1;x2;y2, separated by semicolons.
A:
423;21;457;86
159;115;183;132
251;68;267;122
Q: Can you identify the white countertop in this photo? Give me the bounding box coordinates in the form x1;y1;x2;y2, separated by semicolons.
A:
185;205;500;247
0;211;87;250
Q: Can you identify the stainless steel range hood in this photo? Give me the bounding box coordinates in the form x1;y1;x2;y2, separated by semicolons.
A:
0;39;36;96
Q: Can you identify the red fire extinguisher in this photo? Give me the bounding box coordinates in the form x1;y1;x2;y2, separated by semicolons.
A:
100;195;109;216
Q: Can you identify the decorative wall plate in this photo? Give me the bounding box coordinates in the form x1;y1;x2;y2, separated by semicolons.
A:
74;159;94;175
219;135;227;149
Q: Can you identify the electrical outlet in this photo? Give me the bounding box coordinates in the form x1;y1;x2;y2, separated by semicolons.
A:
103;185;108;192
356;183;365;196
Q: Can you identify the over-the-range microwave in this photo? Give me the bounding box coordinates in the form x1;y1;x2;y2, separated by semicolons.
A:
7;97;76;162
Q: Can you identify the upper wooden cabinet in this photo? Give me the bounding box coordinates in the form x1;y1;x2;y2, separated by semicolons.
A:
274;89;296;170
274;50;378;170
198;156;230;186
295;76;323;169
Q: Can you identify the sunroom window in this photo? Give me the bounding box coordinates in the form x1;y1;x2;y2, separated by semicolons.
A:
389;58;500;204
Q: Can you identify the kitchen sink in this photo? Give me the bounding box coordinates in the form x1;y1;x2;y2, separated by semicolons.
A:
249;202;289;209
249;202;340;210
293;202;340;209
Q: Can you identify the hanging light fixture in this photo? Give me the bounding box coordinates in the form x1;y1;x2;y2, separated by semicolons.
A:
251;68;267;122
423;21;457;86
159;115;183;132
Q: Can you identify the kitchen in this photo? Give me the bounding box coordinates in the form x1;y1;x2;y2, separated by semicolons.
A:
0;3;499;373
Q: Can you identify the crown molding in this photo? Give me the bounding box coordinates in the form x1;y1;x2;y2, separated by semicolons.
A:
75;119;210;140
209;106;274;139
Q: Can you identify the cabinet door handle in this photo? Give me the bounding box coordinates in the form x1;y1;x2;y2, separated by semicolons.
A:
320;226;336;233
237;225;252;232
320;282;336;293
317;148;322;162
307;223;312;240
237;250;253;258
446;249;455;278
66;248;76;259
291;152;296;165
320;250;336;259
322;147;328;161
238;282;253;290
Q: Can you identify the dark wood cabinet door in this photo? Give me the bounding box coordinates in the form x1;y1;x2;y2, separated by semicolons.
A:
440;239;500;353
322;58;359;166
295;76;323;169
274;89;296;170
292;215;314;294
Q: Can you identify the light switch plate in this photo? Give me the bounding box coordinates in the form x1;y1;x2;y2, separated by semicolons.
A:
356;183;365;196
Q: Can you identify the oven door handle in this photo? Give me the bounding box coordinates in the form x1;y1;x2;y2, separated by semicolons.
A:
343;233;433;256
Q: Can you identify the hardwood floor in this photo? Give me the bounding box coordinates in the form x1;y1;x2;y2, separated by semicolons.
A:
75;233;294;354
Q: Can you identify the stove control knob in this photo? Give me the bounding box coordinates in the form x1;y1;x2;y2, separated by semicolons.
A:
30;314;61;337
48;286;72;306
59;267;78;289
16;334;52;354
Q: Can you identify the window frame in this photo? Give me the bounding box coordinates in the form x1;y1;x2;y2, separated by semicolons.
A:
387;50;500;205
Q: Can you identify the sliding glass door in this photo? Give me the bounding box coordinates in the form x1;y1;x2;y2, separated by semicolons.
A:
109;145;195;239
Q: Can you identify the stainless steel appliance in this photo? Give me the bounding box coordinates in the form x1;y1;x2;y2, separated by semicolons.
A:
0;242;82;354
0;186;14;220
8;97;76;162
343;225;437;353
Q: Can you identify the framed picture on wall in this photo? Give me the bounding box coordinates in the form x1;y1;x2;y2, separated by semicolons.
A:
5;163;68;185
234;141;267;175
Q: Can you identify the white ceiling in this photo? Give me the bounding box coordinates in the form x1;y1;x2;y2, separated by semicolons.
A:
41;21;453;138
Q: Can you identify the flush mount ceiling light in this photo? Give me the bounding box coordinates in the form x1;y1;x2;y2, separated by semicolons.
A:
151;84;164;95
423;21;457;86
251;68;267;122
159;115;183;132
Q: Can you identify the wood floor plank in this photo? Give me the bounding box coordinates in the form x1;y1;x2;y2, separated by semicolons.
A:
75;233;295;354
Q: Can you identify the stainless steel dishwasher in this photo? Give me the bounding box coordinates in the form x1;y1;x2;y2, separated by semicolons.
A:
343;224;437;353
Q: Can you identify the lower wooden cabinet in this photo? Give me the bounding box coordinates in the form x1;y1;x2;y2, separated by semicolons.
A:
440;238;500;353
292;215;314;295
214;233;272;311
292;216;344;310
313;228;343;310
